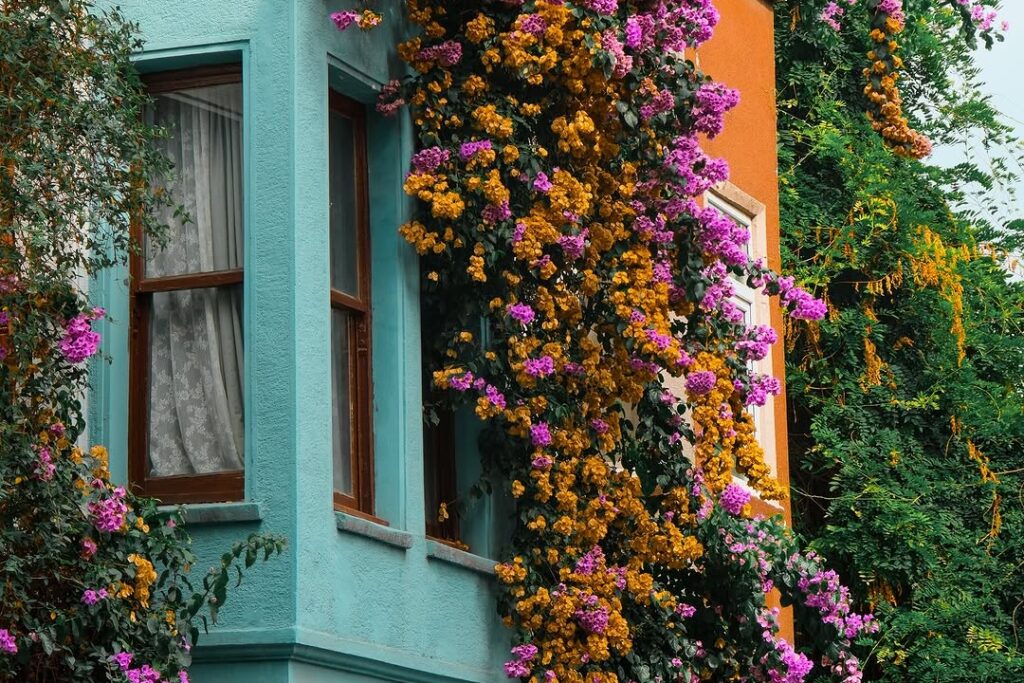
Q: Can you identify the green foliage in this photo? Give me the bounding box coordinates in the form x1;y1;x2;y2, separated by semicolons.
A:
0;2;285;680
777;1;1024;680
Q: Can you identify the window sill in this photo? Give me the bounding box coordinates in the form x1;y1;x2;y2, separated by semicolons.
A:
159;502;263;525
335;511;413;550
333;501;390;527
425;539;495;576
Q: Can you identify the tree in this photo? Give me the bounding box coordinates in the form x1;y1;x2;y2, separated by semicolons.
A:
0;2;283;680
776;1;1024;679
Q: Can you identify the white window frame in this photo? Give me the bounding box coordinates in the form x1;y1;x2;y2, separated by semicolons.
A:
656;183;779;481
707;183;778;479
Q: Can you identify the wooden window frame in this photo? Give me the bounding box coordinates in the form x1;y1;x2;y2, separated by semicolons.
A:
424;403;460;543
128;64;245;505
328;91;377;520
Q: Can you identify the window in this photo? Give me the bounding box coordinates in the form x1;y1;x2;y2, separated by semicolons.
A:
129;65;245;504
658;184;778;475
421;316;507;552
423;398;460;542
707;192;754;259
420;305;470;544
329;91;375;516
706;184;778;475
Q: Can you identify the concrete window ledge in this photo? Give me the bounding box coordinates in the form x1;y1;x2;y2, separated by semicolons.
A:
335;511;413;550
158;502;263;525
425;539;495;576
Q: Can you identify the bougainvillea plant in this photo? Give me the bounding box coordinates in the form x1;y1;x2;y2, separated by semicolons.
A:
0;2;284;681
337;1;875;681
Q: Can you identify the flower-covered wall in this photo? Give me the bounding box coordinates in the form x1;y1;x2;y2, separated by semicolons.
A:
387;0;870;681
697;0;796;640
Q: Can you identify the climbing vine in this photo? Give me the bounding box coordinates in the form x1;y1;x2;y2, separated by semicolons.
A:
778;0;1024;679
334;1;879;681
818;0;1002;158
861;0;934;158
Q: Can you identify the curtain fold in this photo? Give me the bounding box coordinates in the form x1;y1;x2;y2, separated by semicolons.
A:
145;83;245;477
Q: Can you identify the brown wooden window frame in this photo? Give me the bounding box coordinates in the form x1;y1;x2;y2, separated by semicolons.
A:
420;282;460;544
328;90;377;520
128;64;245;505
423;403;460;543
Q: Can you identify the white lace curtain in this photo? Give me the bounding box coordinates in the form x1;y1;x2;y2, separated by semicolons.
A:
145;83;245;477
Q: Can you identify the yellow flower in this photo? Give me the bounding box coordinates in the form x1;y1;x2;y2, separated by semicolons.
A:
466;13;494;43
128;554;158;608
399;220;444;255
431;192;465;220
472;104;513;139
90;445;110;480
356;10;382;31
467;255;487;282
495;557;527;584
482;169;510;205
462;74;488;97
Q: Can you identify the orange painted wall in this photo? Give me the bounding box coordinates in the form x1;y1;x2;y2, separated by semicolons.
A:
697;0;795;642
700;0;781;226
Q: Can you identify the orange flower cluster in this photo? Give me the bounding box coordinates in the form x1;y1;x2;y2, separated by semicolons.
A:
863;7;932;158
497;454;703;683
908;225;968;364
687;352;784;499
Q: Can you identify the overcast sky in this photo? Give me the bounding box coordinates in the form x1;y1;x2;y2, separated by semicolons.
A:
931;2;1024;224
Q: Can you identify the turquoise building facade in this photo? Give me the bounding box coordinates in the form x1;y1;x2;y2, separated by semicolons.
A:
88;1;509;680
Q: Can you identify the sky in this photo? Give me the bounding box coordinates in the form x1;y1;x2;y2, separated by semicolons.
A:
931;2;1024;226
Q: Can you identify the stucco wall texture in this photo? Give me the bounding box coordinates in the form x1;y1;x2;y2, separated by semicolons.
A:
90;0;790;679
92;0;506;680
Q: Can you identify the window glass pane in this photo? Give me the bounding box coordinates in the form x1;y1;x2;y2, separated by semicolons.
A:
147;285;244;477
423;418;442;533
329;109;360;296
423;401;458;540
332;308;354;495
145;82;244;278
708;195;753;259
